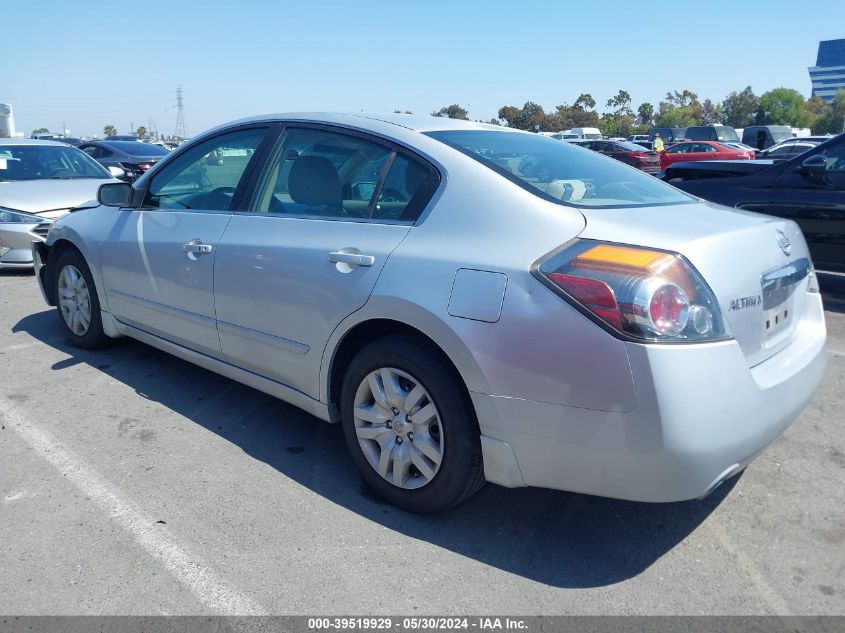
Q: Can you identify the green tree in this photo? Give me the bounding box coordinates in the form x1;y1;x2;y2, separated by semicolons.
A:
31;127;50;135
518;101;546;130
496;102;549;130
104;124;117;137
700;99;722;124
802;96;828;129
656;90;703;127
601;90;635;137
721;86;758;128
574;93;596;110
431;104;469;120
552;94;600;130
811;90;845;134
757;88;805;126
497;105;520;127
637;102;654;126
606;90;633;117
136;126;147;139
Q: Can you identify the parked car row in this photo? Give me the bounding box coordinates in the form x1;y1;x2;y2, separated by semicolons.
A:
79;141;170;181
660;132;845;273
571;139;661;173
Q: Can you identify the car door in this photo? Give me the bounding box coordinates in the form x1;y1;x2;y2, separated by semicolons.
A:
765;138;845;271
213;125;440;398
100;126;271;357
661;142;692;168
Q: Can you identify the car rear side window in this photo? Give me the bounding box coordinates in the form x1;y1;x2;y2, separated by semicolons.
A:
427;129;693;208
252;127;439;222
144;127;268;212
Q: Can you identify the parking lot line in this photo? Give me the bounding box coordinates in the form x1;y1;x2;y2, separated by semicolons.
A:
0;394;267;616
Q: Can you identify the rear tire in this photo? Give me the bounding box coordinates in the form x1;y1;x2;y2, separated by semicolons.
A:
340;335;485;513
53;248;110;349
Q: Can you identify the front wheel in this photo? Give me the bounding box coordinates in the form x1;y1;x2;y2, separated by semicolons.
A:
53;248;110;349
340;335;484;513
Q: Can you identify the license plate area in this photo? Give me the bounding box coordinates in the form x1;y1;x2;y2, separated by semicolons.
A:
762;286;795;343
760;258;810;348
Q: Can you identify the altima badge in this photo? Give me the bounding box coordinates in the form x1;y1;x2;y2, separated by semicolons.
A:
776;230;791;256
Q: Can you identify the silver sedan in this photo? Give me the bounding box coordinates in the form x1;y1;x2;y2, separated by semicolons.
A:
33;113;827;513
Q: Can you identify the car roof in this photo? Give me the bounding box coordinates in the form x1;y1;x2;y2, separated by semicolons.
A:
0;138;69;147
220;112;518;134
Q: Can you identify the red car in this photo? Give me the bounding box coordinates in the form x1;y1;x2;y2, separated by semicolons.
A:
574;139;662;174
659;140;754;169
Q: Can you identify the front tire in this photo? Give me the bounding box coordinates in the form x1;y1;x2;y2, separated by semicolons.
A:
53;248;109;349
340;335;484;513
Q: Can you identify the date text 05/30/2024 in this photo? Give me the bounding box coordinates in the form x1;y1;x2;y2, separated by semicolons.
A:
307;618;528;630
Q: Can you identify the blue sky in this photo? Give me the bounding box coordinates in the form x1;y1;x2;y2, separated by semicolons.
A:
2;0;844;137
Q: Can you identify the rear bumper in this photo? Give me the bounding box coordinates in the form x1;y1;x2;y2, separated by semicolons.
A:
473;292;828;501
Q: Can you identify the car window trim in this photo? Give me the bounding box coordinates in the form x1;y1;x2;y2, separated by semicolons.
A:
366;150;397;219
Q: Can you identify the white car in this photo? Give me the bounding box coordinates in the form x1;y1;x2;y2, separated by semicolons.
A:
0;139;120;269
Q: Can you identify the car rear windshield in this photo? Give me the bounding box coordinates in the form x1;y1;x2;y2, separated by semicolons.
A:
0;145;109;181
426;129;694;208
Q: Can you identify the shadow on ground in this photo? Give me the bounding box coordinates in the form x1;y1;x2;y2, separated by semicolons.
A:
12;308;739;589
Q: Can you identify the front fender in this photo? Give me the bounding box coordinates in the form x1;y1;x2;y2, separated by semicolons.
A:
45;212;111;314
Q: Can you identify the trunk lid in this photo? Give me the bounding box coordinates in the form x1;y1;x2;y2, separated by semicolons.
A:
578;201;813;367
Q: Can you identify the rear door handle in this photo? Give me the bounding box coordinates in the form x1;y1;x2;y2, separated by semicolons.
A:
328;250;375;267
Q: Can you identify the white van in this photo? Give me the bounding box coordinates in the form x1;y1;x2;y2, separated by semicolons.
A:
569;127;602;140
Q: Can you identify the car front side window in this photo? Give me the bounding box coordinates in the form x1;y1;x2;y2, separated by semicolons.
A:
143;127;268;211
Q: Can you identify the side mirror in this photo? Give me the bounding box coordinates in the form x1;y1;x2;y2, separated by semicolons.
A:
800;154;827;179
107;165;126;179
97;182;132;207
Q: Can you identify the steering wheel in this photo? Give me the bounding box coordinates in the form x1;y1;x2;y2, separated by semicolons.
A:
379;188;406;203
195;186;236;210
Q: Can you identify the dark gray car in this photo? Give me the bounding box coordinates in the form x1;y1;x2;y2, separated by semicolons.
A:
79;141;169;182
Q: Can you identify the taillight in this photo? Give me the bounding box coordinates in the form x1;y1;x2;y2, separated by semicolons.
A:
626;152;648;158
534;240;729;342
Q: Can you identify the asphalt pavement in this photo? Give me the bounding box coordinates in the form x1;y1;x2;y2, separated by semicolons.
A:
0;269;842;615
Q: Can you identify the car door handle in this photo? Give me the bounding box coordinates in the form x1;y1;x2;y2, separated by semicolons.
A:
183;240;213;255
328;250;375;267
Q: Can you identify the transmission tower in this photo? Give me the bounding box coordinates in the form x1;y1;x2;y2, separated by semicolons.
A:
175;85;187;138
